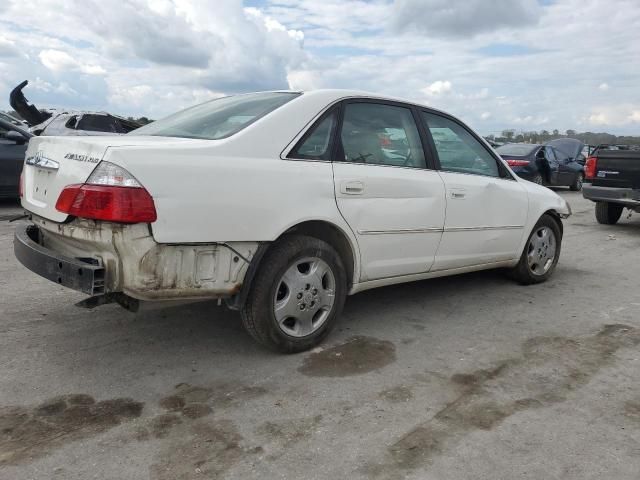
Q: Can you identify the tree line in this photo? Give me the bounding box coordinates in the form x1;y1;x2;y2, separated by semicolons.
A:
487;129;640;146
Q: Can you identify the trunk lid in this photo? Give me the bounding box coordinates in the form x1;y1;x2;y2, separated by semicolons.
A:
21;135;193;222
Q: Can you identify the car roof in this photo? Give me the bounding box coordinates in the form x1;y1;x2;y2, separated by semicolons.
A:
258;89;453;116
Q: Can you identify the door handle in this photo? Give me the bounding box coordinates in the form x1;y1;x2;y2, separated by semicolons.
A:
449;189;466;199
341;181;364;195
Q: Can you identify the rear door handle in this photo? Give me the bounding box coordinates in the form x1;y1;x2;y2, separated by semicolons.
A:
450;189;466;199
341;181;364;195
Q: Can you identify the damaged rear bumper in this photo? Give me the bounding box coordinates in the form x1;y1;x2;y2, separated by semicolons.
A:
14;217;259;302
14;224;106;295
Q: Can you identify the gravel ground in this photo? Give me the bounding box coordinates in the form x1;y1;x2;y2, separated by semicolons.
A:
1;191;639;480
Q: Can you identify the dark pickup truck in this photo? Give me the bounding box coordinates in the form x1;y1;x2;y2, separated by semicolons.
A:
583;146;640;224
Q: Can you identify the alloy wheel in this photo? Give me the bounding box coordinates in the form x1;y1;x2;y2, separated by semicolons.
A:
273;257;336;337
527;226;556;275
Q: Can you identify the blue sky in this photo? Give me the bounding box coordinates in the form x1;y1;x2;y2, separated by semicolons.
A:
1;0;639;135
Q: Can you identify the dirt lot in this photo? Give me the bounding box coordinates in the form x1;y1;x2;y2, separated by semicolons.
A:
1;191;639;480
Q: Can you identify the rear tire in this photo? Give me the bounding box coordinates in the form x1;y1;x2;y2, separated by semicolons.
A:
240;235;347;353
508;214;561;285
595;202;623;225
570;173;583;191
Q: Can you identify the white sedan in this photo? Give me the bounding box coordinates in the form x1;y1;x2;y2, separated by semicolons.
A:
15;90;571;352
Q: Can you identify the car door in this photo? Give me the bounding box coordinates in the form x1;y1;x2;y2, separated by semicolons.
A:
551;147;573;185
543;146;563;185
330;100;446;281
0;120;30;198
554;147;583;185
420;111;528;271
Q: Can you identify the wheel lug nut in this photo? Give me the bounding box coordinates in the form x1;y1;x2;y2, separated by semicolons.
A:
305;284;310;290
310;301;315;307
297;293;303;299
300;304;306;310
312;288;317;295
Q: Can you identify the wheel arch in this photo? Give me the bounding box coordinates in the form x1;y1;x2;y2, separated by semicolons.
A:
542;209;564;237
278;220;357;289
229;220;359;310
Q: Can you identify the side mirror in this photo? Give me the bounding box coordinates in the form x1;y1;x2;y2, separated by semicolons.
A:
5;130;27;145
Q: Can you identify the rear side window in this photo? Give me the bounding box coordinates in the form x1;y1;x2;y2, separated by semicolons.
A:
289;110;337;160
77;115;119;133
545;147;557;161
422;112;500;177
552;147;567;162
131;92;300;140
339;103;426;169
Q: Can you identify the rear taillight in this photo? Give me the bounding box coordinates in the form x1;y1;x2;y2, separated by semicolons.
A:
19;171;24;198
55;161;157;223
584;156;597;179
506;159;530;167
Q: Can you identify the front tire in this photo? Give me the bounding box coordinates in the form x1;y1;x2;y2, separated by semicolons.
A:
508;214;561;285
241;235;347;353
570;173;583;191
595;202;623;225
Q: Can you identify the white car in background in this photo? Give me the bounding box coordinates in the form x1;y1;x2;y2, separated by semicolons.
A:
14;90;571;352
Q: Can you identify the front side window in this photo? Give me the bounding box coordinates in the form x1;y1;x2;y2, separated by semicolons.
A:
131;92;300;140
290;110;337;160
422;112;500;177
340;103;425;169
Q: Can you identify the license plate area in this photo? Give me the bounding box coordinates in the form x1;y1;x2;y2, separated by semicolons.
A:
32;168;58;204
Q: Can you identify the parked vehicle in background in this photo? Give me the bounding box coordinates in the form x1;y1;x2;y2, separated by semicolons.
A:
496;138;585;190
10;80;141;136
0;117;33;199
14;89;571;352
582;145;640;224
0;111;28;128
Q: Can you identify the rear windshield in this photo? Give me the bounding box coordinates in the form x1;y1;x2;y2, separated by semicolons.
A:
496;144;538;156
131;92;300;140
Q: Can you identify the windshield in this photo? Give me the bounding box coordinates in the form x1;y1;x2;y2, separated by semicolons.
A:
496;144;538;156
131;92;300;140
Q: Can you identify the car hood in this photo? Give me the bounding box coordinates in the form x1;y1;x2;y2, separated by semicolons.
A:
546;138;584;159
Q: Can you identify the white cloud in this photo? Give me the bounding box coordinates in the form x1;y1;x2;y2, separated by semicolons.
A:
513;115;549;126
0;36;19;57
584;105;640;127
39;49;106;76
287;70;321;91
422;80;452;96
599;82;609;91
391;0;541;37
39;50;77;72
1;0;640;134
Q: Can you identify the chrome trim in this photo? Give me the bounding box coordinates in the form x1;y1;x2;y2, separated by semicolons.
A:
444;225;524;232
358;227;443;235
25;151;59;171
357;225;524;235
